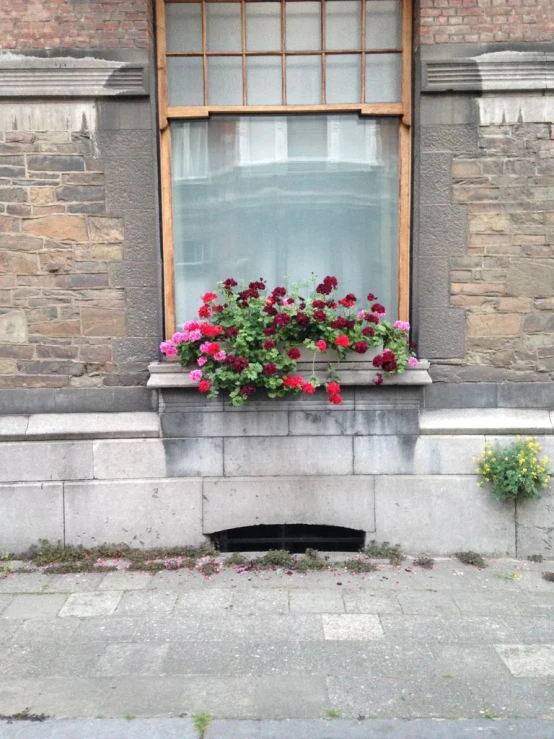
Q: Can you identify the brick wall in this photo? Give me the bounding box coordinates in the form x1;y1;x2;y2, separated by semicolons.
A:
418;0;554;45
0;0;151;50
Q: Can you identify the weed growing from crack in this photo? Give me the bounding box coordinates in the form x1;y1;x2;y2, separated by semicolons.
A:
364;540;404;565
0;710;49;722
413;556;434;570
193;712;211;738
542;571;554;583
456;551;486;569
295;549;328;572
528;554;544;563
325;708;341;719
224;552;247;566
344;558;376;573
255;550;293;568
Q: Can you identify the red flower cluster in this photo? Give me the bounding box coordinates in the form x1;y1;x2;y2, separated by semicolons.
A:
200;323;223;337
198;305;212;318
288;347;301;360
283;375;303;388
335;334;350;348
263;363;278;376
198;380;210;392
202;292;218;303
225;355;249;372
373;349;397;373
326;381;342;405
315;275;338;295
354;341;368;354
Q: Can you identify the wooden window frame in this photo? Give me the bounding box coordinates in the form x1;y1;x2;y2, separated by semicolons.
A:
156;0;412;336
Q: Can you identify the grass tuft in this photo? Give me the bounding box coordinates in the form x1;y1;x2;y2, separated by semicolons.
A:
456;551;486;569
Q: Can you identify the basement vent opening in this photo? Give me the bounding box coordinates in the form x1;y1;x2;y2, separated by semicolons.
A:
210;524;365;554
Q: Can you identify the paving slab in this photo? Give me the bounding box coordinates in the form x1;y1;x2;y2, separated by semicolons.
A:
2;594;67;620
59;591;122;618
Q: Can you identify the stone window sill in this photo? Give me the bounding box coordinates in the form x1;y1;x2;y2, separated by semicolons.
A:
147;360;433;389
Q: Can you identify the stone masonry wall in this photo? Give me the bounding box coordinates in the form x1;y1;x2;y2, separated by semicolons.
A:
0;102;161;392
428;119;554;384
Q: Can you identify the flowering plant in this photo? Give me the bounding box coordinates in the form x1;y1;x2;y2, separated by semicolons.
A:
160;277;417;407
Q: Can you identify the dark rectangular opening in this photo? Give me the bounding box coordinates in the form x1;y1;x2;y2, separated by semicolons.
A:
210;524;365;553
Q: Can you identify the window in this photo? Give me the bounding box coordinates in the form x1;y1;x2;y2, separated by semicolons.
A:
157;0;411;332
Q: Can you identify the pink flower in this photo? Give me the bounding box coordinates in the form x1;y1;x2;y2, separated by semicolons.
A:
357;310;366;319
172;332;188;344
188;329;202;342
394;320;411;331
197;356;208;367
183;321;200;331
189;369;203;382
160;340;176;357
214;351;226;361
315;339;327;352
199;342;211;353
408;356;419;368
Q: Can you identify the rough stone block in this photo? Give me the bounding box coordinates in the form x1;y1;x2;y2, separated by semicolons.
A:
419;152;453;205
64;479;204;548
288;409;419;436
374;476;515;555
93;439;166;479
0;482;63;553
516;489;554;559
0;310;28;344
22;215;88;242
467;314;521;337
417;308;465;359
81;307;126;337
87;217;124;243
202;475;375;534
161;410;288;438
506;260;554;298
223;437;353;476
417;257;450;309
354;435;485;475
26;412;159;441
0;441;93;482
418;205;467;255
163;438;224;477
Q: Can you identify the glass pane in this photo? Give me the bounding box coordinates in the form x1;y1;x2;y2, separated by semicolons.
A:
208;57;243;105
168;57;204;106
326;54;361;103
286;2;321;51
247;56;282;105
365;53;401;102
286;56;321;105
246;3;281;51
366;0;402;49
171;115;399;326
166;3;202;52
207;3;241;52
326;1;362;50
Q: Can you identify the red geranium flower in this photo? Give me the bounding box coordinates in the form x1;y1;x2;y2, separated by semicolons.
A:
240;385;256;396
329;394;342;405
198;380;210;393
264;327;276;336
202;292;218;303
326;382;341;395
273;313;290;328
263;340;276;350
302;382;316;394
354;341;368;354
272;286;287;298
198;305;212;318
200;323;224;337
288;347;301;360
313;310;326;323
206;342;220;356
367;293;376;302
312;300;326;309
362;327;375;337
263;363;278;376
295;313;310;327
335;334;350;348
225;327;239;338
373;372;384;386
371;303;386;315
315;339;327;352
283;375;304;388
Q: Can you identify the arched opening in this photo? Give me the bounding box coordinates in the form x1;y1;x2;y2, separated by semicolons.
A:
210;524;365;553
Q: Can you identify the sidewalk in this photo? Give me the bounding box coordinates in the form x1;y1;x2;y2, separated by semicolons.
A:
0;557;553;727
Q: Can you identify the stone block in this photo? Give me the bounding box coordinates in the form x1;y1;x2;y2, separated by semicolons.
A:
2;593;67;619
126;287;161;337
81;307;126;337
22;215;88;242
161;410;288;438
419;152;453;205
0;441;93;482
416;256;450;309
0;482;63;553
424;383;498;410
64;479;204;548
374;476;515;555
516;489;554;559
417;308;465;359
27;155;84;172
467;314;521;337
87;217;124;243
122;208;160;262
354;435;485;475
498;383;554;409
108;261;160;287
163;438;224;477
93;439;166;479
59;591;122;618
223;437;353;476
0;309;28;343
0;415;28;440
202;475;375;534
418;205;467;256
0;251;37;274
288;409;419;436
103;152;156;212
56;185;104;202
506;260;554;298
420;123;478;150
26;412;159;441
420;408;552;435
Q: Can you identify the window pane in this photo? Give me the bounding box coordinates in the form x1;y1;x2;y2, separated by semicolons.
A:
246;3;281;51
326;0;362;50
208;57;243;105
166;3;202;53
207;3;241;52
247;57;282;105
286;2;321;51
286;56;321;104
366;0;402;49
365;53;401;102
171;116;399;325
168;57;204;106
326;54;361;103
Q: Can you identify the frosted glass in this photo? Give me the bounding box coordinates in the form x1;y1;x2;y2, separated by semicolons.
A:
207;3;241;51
326;1;362;50
366;0;402;49
365;53;401;102
286;56;321;105
166;3;202;52
168;57;204;105
171;116;399;326
208;57;243;105
286;2;321;51
246;3;281;51
326;54;361;103
247;57;282;105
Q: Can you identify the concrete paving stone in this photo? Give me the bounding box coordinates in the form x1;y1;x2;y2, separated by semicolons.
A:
59;591;122;618
98;572;154;591
2;593;67;619
135;614;325;643
0;620;17;645
0;594;14;614
0;640;107;679
289;589;344;614
380;615;516;645
231;590;289;615
464;676;554;718
516;594;554;616
494;644;554;677
0;718;197;739
45;573;107;592
451;593;526;615
93;643;170;676
322;614;384;641
115;590;178;617
500;616;554;644
342;591;402;614
0;677;109;719
9;616;81;645
516;570;554;592
398;592;462;616
0;573;52;594
428;645;512;679
173;589;234;614
71;616;140;643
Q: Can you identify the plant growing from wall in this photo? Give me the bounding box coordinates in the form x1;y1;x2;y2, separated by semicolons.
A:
474;437;551;502
160;277;417;406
